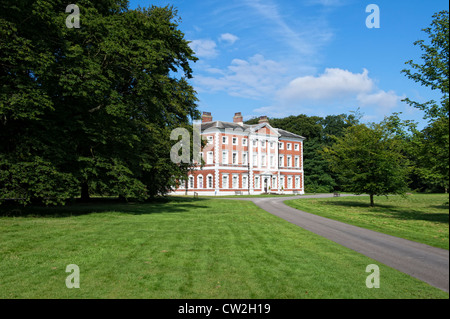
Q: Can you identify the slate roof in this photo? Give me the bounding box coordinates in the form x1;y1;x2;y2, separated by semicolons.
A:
201;121;305;140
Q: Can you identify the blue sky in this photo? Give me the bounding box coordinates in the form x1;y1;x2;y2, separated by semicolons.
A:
129;0;448;129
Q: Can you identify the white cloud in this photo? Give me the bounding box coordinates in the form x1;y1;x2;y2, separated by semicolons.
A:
247;68;405;121
357;90;405;108
219;33;239;45
189;39;218;59
193;54;287;99
278;68;374;101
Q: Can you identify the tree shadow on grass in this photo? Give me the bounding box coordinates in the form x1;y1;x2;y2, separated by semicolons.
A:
0;196;210;218
322;200;449;224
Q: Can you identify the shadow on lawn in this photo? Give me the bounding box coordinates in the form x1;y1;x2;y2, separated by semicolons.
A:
322;200;449;224
0;196;210;218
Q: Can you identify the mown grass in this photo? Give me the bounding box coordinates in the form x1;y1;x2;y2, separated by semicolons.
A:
285;194;449;250
0;197;448;299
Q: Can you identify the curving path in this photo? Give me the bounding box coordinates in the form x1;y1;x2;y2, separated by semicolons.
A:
228;194;449;293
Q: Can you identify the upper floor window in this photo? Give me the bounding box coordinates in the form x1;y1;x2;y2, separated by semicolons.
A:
294;143;299;151
207;151;214;164
232;137;238;145
242;153;248;165
232;152;238;165
242;138;248;146
222;151;228;164
207;136;213;145
287;143;292;150
222;136;228;144
279;142;284;150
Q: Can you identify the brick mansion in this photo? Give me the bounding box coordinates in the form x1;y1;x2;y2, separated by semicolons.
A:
172;112;305;196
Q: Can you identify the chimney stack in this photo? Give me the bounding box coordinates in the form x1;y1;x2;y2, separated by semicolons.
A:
202;112;212;123
259;116;269;124
233;112;243;125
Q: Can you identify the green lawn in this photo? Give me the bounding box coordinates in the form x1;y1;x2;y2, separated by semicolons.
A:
285;194;449;250
0;197;448;299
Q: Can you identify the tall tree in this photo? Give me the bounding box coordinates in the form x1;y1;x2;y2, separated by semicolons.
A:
401;10;449;192
322;119;410;206
0;1;199;205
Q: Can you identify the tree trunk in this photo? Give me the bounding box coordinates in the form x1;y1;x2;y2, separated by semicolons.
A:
370;194;374;207
81;182;90;202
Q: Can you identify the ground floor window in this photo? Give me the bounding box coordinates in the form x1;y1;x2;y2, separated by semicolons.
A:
189;176;194;189
242;175;248;189
295;176;300;189
255;176;260;189
222;175;229;189
287;176;293;189
207;175;213;188
232;175;239;189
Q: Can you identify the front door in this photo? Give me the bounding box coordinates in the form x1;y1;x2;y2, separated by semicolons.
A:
264;178;268;193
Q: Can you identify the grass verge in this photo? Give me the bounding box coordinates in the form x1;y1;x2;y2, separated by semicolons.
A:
284;194;449;250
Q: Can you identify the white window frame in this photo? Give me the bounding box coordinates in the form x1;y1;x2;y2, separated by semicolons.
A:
232;137;238;145
232;174;239;189
288;176;293;189
242;138;248;146
242;152;248;165
222;151;228;165
279;142;284;150
287;143;292;150
197;175;204;189
242;175;248;189
295;156;299;168
207;151;214;164
189;175;194;189
222;174;229;189
279;155;284;167
207;174;213;189
232;151;238;165
287;155;292;167
207;136;213;145
294;143;299;151
222;136;228;145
